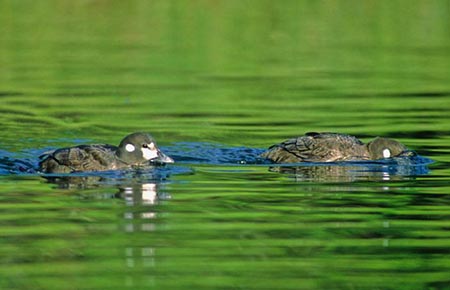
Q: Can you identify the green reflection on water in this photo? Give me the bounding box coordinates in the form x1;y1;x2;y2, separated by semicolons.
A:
1;172;450;290
1;1;450;289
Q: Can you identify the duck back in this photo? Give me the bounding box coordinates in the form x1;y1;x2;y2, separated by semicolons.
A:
261;132;369;163
39;144;118;173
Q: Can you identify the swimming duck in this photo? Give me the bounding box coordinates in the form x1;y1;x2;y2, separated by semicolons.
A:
260;132;412;163
39;132;174;173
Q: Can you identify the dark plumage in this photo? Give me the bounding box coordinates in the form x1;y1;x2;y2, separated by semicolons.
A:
39;132;173;173
261;132;411;163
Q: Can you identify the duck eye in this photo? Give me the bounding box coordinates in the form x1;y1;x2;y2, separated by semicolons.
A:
142;144;148;148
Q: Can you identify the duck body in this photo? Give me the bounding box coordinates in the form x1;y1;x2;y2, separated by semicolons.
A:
261;132;410;163
39;144;124;173
39;132;174;173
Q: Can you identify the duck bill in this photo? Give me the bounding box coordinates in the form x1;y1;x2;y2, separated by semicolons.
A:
142;145;174;164
152;150;174;164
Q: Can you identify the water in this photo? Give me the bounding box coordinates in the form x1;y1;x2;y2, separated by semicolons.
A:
1;1;450;289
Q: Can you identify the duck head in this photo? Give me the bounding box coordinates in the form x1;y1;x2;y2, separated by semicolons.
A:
366;137;414;160
116;132;174;165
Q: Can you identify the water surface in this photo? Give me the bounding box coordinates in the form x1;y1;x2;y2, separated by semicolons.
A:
1;1;450;289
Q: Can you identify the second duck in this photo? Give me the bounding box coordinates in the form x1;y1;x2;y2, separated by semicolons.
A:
261;132;413;163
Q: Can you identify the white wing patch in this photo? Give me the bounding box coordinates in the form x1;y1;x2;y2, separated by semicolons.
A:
382;148;391;158
125;144;135;152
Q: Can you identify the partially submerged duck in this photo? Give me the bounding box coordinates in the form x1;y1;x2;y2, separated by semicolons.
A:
260;132;413;163
39;132;174;173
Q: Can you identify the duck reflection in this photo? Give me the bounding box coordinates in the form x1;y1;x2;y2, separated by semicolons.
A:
268;156;431;183
122;182;159;206
121;182;164;280
121;182;170;232
40;170;168;287
40;165;176;189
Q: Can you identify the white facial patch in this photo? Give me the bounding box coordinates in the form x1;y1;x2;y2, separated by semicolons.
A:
125;144;135;152
383;148;391;158
142;147;158;160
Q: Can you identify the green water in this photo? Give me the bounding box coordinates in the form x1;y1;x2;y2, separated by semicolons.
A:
1;1;450;289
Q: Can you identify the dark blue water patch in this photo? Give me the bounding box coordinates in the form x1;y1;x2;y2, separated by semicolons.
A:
164;142;268;165
0;157;35;175
0;149;37;175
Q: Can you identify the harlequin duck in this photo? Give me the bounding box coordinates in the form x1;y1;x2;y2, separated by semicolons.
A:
39;132;174;173
261;132;412;163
